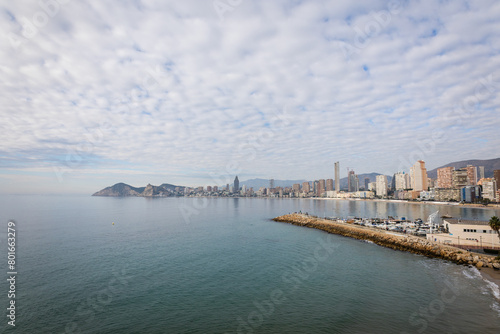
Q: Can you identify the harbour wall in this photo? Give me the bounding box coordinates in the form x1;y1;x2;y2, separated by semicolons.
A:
273;214;500;270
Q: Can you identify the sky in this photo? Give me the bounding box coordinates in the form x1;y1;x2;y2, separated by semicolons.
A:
1;0;500;195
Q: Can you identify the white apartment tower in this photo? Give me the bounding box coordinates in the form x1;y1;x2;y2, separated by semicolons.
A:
376;175;388;197
410;160;428;191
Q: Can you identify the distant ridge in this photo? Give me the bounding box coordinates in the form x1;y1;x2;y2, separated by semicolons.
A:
92;182;184;197
427;157;500;179
93;158;500;196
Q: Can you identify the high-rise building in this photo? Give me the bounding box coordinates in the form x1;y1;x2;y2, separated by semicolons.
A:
394;172;407;190
334;162;340;193
233;176;239;193
313;180;319;195
364;177;370;191
437;167;454;188
353;175;359;192
376;175;388;197
428;178;436;188
348;170;359;192
410;160;428;191
207;186;212;192
213;186;218;192
302;181;311;193
460;185;481;203
292;184;301;192
494;170;500;191
479;166;485;180
269;179;275;189
326;179;334;191
466;165;477;185
318;179;326;196
478;178;497;202
452;169;468;189
368;182;376;191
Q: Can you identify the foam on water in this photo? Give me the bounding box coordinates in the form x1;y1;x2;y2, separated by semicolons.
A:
464;266;500;303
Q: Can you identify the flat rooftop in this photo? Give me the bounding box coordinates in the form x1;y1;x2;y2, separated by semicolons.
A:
443;218;490;226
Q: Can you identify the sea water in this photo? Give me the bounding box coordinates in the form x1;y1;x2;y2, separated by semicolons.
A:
0;195;499;333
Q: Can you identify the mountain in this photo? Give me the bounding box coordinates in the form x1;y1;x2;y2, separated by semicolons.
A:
92;182;184;197
92;183;145;196
427;157;500;179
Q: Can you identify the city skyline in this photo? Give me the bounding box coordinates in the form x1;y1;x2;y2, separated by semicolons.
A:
1;1;500;194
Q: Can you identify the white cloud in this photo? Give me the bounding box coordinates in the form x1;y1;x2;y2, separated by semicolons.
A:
1;0;500;193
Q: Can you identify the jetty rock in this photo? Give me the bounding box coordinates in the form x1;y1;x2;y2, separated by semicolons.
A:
272;214;500;268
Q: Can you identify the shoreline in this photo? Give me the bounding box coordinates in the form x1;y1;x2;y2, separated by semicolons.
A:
272;213;500;288
310;196;500;210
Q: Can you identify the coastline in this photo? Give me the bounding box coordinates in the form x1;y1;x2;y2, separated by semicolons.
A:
272;213;500;289
311;196;500;210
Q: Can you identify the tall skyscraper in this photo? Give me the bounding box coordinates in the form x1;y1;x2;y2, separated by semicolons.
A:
318;179;326;196
394;172;407;190
302;181;310;193
364;177;370;191
348;170;359;192
437;167;454;188
376;175;388;197
479;166;485;180
233;176;239;193
494;170;500;192
269;179;275;189
410;160;428;191
326;179;334;191
453;168;468;189
466;165;477;185
453;168;469;189
334;161;340;193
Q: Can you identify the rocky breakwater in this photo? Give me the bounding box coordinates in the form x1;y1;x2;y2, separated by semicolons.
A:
273;214;500;270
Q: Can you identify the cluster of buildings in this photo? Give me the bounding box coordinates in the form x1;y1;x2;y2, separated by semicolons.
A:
182;161;499;204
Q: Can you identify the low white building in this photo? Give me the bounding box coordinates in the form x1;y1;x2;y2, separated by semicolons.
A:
427;219;500;250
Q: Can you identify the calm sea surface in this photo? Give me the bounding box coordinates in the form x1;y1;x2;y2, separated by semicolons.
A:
1;195;499;333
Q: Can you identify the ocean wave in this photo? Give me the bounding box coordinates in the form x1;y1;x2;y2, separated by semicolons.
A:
484;278;500;301
462;266;482;280
460;266;500;304
491;301;500;317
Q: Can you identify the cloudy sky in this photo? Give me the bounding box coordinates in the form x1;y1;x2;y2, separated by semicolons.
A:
1;0;499;194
